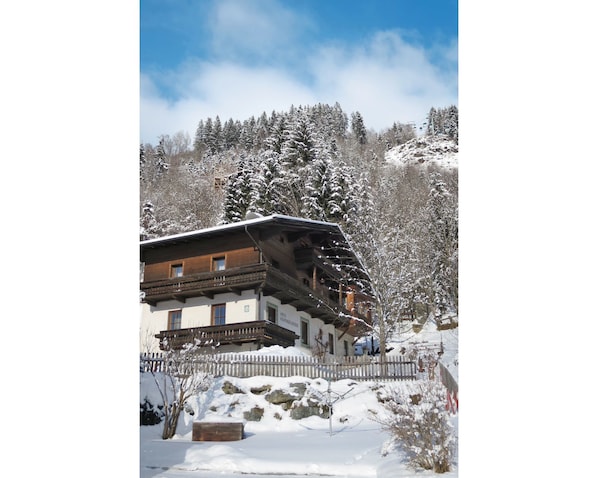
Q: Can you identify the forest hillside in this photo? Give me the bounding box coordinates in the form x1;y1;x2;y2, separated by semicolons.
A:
139;102;458;343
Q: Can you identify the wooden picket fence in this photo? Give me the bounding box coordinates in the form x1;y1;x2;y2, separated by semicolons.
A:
140;352;417;381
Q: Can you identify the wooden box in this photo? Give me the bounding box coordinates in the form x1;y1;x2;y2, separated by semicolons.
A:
192;421;244;441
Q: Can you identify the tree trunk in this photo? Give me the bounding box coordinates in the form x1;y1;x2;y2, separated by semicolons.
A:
162;403;183;439
377;304;388;376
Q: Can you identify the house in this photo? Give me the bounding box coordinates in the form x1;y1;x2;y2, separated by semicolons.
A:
139;214;374;357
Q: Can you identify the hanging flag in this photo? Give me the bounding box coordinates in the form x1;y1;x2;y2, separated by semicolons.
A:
438;361;458;413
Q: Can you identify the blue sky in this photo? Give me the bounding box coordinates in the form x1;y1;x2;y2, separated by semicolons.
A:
140;0;458;144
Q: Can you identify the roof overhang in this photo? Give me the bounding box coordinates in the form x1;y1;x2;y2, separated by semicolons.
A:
140;214;371;289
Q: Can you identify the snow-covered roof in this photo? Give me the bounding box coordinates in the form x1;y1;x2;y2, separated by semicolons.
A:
140;214;371;285
140;214;344;248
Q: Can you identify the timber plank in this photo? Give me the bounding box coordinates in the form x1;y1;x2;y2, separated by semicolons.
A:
192;422;244;441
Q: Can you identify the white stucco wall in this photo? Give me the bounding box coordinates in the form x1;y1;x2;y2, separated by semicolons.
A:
259;297;354;357
140;290;258;353
139;290;355;356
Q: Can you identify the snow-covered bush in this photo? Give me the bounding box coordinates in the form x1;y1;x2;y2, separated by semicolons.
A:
377;380;456;473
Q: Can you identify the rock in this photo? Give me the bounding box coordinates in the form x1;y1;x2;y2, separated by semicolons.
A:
243;406;264;421
222;381;244;395
289;382;307;395
250;384;271;395
265;389;301;405
290;403;330;420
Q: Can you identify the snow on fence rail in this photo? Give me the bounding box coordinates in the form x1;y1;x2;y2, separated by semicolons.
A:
139;352;416;381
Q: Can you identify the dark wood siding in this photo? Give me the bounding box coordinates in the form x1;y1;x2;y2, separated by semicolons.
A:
261;233;297;276
227;248;259;268
141;232;255;264
142;247;260;282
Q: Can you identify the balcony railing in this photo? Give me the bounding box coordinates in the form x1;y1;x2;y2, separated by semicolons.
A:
140;263;269;305
141;263;372;332
155;320;299;350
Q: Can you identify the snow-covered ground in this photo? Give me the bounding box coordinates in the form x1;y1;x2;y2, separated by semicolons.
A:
140;323;459;477
385;135;458;168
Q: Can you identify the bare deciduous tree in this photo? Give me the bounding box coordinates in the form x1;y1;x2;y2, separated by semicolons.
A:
148;340;215;440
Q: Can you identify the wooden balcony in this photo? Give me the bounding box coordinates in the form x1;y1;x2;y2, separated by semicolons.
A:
155;320;299;350
140;263;269;305
140;263;372;332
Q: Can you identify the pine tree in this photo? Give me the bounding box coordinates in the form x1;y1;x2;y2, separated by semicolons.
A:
204;117;214;147
250;151;288;216
140;144;146;181
140;200;158;240
193;119;205;154
255;111;271;149
239;116;256;151
426;107;438;135
222;118;239;150
279;111;320;215
265;113;287;154
302;153;336;221
332;102;348;139
210;116;223;153
154;138;169;176
444;105;459;142
351;111;367;145
221;157;254;223
281;111;318;167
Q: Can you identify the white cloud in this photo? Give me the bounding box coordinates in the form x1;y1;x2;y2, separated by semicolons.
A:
206;0;313;63
140;63;317;143
140;23;457;143
308;31;457;129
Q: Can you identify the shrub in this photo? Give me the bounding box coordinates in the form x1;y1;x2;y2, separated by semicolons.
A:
140;398;162;426
377;380;456;473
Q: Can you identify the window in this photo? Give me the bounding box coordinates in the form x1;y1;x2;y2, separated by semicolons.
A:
344;340;349;357
212;304;226;326
170;264;183;278
266;304;277;323
300;319;309;346
212;256;226;271
212;257;226;286
328;333;334;355
168;310;182;330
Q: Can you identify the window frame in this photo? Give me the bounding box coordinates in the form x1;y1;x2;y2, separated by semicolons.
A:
168;310;182;330
212;303;226;326
170;263;183;278
328;332;334;355
266;303;277;324
300;318;310;346
212;256;226;271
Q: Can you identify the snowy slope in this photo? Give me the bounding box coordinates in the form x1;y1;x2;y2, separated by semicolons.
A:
140;332;459;477
385;134;458;168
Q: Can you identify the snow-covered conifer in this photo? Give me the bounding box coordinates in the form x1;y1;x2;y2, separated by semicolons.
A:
350;111;367;145
221;157;254;223
250;151;288;216
154;138;169;176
